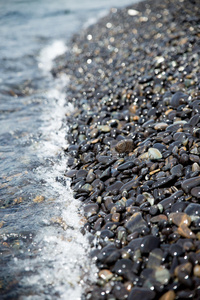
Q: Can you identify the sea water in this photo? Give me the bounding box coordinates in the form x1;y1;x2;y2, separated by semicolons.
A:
0;0;137;298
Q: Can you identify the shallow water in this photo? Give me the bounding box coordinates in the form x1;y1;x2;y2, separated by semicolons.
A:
0;0;137;298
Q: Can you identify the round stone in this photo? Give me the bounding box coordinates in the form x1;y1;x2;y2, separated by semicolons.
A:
191;187;200;199
148;148;162;160
193;265;200;277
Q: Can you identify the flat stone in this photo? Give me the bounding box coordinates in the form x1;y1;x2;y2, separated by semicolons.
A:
177;223;196;239
148;147;162;160
169;243;184;257
113;258;134;278
98;125;110;132
155;266;171;285
147;248;163;269
84;203;99;218
117;161;134;171
125;212;147;234
154;122;168;130
112;213;120;222
120;178;139;192
107;181;123;192
191;187;200;199
181;176;200;194
65;169;77;178
140;235;160;254
128;287;155;300
170;164;183;177
168;212;191;227
115;139;134;153
150;214;168;223
174;262;193;277
184;203;200;218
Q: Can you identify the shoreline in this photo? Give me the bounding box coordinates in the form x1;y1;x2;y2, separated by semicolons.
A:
54;0;200;299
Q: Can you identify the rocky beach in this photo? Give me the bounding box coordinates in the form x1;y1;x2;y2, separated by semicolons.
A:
54;0;200;299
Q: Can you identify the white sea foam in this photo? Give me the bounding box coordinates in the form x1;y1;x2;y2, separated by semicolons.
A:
38;40;67;72
13;41;97;299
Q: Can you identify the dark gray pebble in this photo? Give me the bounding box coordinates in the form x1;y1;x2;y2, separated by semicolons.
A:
128;287;155;300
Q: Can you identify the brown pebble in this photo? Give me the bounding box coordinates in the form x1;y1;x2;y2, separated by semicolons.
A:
193;264;200;277
112;213;120;222
150;215;168;223
115;139;134;153
168;212;191;227
149;168;160;175
33;195;45;203
177;223;196;239
159;290;176;300
129;104;138;114
154;122;168;130
174;262;193;277
99;269;113;281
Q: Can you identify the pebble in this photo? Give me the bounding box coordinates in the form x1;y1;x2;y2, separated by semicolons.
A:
140;235;160;254
99;269;113;281
125;212;147;234
159;290;175;300
181;176;200;194
177;223;196;239
128;287;155;300
191;187;200;199
61;0;200;298
154;123;168;131
148;148;162;160
193;265;200;277
147;248;163;269
115;139;134;153
155;266;171;285
168;212;191;227
184;203;200;218
84;203;99;218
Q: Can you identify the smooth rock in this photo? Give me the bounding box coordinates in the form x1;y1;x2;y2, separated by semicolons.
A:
84;203;99;218
125;212;147;234
115;139;134;153
155;266;171;285
147;248;163;269
168;212;191;227
99;269;113;281
191;187;200;199
159;290;175;300
184;203;200;218
128;287;155;300
177;223;196;239
148;147;162;160
193;264;200;277
181;176;200;194
140;235;160;254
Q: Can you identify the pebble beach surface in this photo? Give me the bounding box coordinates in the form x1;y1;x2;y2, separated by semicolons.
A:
54;0;200;299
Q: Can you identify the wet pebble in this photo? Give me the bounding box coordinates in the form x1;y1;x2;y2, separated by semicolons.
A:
191;187;200;199
159;290;175;300
168;212;191;227
128;287;155;300
148;148;162;160
84;203;99;218
115;139;134;153
125;212;148;234
181;176;200;194
140;235;160;254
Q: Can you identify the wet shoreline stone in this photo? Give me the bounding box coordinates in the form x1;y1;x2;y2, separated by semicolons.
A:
55;0;200;298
